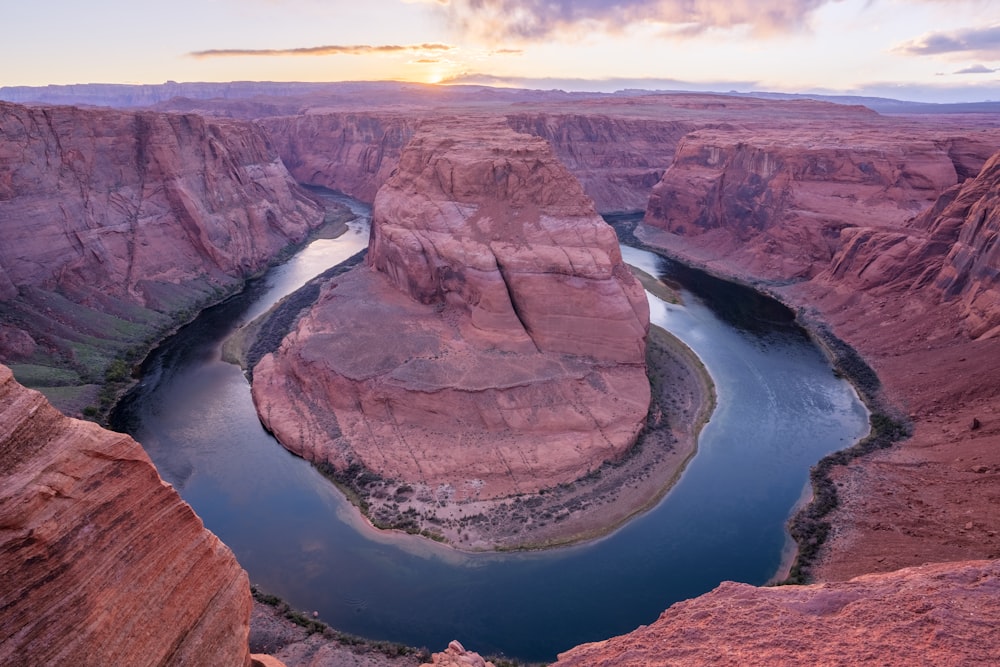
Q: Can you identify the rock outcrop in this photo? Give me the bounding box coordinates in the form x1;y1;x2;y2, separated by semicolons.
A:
0;101;324;408
555;560;1000;666
0;364;253;665
252;121;649;503
421;640;494;667
262;111;691;214
643;128;970;281
639;135;1000;583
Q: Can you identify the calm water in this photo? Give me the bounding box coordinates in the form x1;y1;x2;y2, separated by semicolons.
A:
112;194;869;662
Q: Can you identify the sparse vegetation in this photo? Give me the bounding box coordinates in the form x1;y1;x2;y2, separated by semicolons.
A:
250;585;431;661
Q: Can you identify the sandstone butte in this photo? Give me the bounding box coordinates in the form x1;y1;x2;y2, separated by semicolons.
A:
251;120;650;502
0;101;324;412
0;363;257;666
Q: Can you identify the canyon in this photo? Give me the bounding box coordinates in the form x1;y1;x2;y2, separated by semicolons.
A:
0;101;326;415
3;82;1000;663
0;364;256;666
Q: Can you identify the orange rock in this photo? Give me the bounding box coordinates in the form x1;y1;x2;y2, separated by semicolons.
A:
555;560;1000;666
0;100;324;363
253;120;650;500
0;364;252;665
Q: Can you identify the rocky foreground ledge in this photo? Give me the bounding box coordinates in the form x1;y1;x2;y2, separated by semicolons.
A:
554;559;1000;666
0;364;255;666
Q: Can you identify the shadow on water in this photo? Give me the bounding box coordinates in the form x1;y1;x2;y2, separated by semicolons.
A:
110;196;869;662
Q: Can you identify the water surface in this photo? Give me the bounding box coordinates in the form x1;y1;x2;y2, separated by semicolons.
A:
113;195;869;662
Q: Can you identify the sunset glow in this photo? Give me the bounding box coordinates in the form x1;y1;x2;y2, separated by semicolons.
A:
2;0;1000;102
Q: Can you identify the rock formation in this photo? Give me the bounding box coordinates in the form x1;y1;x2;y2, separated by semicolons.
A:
421;640;494;667
0;101;324;409
0;364;253;665
555;560;1000;666
504;113;694;213
252;120;649;502
261;113;417;204
642;128;978;281
639;131;1000;583
263;111;692;214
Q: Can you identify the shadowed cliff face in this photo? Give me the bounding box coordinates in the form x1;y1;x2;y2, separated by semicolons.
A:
0;101;324;409
252;120;650;501
0;364;253;666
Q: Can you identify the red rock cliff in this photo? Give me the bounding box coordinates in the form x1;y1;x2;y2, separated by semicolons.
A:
252;120;650;501
638;130;1000;584
0;364;253;665
0;101;324;405
643;128;971;281
262;111;691;214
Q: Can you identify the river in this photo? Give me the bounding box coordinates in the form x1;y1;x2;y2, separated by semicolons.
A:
111;192;869;662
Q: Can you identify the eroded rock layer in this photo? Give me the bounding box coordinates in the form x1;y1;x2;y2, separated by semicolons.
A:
0;364;252;666
253;121;649;500
639;135;1000;581
555;560;1000;666
0;101;324;408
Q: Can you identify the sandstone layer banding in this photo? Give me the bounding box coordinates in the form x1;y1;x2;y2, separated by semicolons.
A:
252;121;660;542
0;101;324;413
0;364;254;666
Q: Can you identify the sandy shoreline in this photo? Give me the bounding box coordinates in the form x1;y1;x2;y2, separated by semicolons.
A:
350;321;716;551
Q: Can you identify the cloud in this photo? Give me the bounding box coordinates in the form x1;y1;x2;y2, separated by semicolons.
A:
954;64;997;74
434;0;836;40
189;43;454;58
894;24;1000;59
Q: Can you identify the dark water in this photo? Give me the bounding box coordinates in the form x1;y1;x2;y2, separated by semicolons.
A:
112;196;869;662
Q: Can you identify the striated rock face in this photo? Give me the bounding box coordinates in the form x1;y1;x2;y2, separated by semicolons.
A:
253;121;649;501
641;128;1000;281
0;101;324;406
263;111;690;214
0;101;322;310
555;560;1000;666
926;151;1000;338
504;113;694;213
0;364;252;665
261;113;417;204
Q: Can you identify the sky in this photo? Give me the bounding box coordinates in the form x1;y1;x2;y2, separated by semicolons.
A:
3;0;1000;102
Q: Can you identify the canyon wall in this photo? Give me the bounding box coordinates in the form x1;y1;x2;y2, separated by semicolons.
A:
638;124;1000;583
0;101;324;410
642;128;989;281
260;113;417;204
0;364;253;666
252;121;650;503
262;112;692;214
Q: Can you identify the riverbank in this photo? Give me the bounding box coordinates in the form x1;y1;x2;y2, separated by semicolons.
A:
629;221;918;583
229;262;716;551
